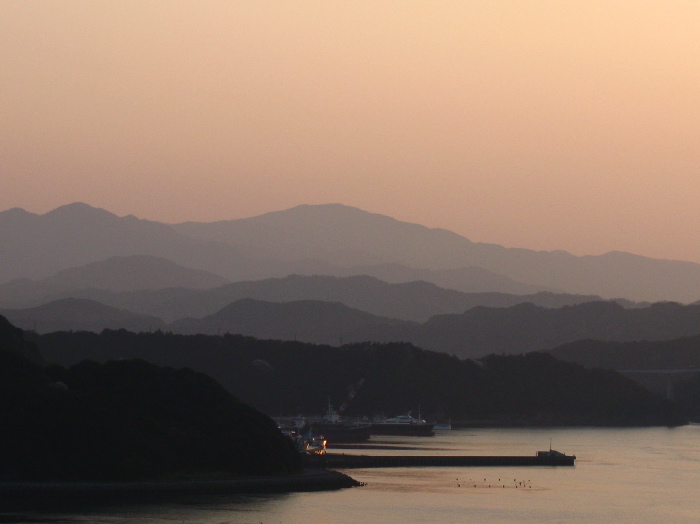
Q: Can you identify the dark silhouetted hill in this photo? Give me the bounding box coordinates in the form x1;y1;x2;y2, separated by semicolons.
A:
8;294;700;359
0;317;301;481
31;329;686;427
171;300;700;359
410;301;700;358
0;314;45;364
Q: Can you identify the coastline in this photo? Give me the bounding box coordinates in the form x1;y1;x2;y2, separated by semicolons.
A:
0;468;361;509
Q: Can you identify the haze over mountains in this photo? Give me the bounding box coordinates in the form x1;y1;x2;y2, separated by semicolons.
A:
0;255;229;309
4;201;700;401
0;298;164;334
5;296;700;361
3;202;700;303
166;300;700;359
0;270;607;323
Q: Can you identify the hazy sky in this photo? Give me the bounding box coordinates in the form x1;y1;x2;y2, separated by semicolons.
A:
2;1;699;262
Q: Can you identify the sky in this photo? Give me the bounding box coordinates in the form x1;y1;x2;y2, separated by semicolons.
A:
2;1;699;263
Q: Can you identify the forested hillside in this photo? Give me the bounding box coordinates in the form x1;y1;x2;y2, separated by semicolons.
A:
0;316;301;481
32;328;686;427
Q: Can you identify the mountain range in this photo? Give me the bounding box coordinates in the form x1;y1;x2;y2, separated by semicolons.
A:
0;268;609;323
3;202;700;303
0;255;229;309
0;298;164;334
6;296;700;361
169;299;700;359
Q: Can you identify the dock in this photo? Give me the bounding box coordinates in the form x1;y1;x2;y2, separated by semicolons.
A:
305;451;576;468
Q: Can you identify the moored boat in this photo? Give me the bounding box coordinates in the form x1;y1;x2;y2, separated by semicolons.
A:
370;412;435;436
308;402;372;444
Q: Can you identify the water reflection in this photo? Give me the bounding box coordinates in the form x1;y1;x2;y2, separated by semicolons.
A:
0;492;292;524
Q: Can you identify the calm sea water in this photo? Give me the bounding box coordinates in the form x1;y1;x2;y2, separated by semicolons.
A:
4;425;699;523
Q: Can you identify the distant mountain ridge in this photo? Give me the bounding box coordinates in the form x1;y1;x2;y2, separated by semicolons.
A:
173;203;475;267
3;274;607;323
166;299;700;359
170;298;410;345
173;204;700;302
0;203;545;295
0;255;229;308
3;202;700;302
0;298;164;334
46;255;229;291
6;295;700;360
409;301;700;358
331;263;550;295
0;203;260;283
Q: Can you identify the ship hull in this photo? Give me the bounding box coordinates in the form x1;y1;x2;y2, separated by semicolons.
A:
369;423;435;437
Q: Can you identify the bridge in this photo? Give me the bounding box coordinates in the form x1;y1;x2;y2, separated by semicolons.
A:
618;368;700;399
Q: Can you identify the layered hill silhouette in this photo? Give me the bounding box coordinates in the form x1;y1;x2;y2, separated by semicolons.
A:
3;202;700;302
0;203;543;295
173;203;700;303
169;298;412;344
30;328;686;426
167;299;700;359
40;255;229;291
327;263;550;295
5;274;607;323
0;255;229;309
408;301;700;358
0;298;164;334
0;316;301;481
0;203;263;283
6;295;700;360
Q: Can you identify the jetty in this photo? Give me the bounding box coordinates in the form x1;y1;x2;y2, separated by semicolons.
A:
305;450;576;468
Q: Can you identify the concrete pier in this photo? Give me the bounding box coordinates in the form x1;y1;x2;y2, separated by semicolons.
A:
306;452;576;468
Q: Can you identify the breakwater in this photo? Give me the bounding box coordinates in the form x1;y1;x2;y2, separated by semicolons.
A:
306;452;576;468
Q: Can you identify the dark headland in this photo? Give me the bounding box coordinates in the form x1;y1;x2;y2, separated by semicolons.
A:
0;315;359;507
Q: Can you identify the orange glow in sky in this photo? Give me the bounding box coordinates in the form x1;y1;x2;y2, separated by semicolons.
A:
2;1;699;262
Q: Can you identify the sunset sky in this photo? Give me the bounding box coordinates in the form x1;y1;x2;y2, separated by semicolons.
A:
2;1;699;263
